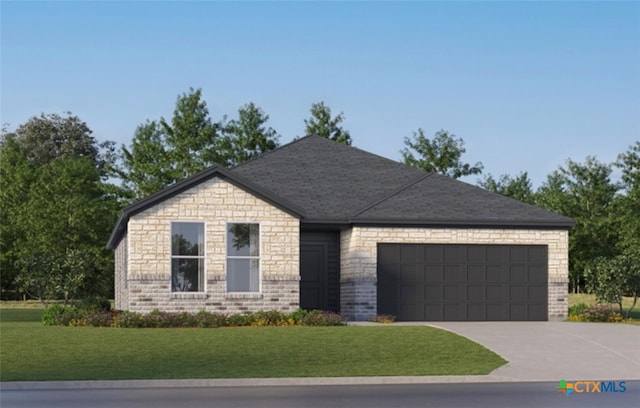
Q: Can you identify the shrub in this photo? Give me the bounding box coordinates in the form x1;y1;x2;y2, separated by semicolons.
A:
112;310;145;328
367;314;396;324
301;310;346;326
566;304;625;323
73;296;112;313
194;310;227;328
42;304;79;326
226;314;251;327
289;308;308;325
568;303;590;317
251;310;293;327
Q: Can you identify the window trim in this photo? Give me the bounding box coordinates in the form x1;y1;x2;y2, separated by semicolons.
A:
225;222;261;293
170;221;206;293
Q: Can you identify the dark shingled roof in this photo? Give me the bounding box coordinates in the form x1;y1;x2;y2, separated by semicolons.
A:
108;135;573;249
231;136;573;227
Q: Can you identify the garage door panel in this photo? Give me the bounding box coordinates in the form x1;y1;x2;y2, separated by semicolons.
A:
425;285;442;301
467;265;485;281
509;304;526;320
400;245;418;263
528;266;547;282
424;304;443;320
468;246;486;263
400;264;417;281
510;265;527;281
444;304;463;320
510;285;526;301
425;265;443;281
528;246;548;262
444;285;463;301
487;284;507;301
444;265;461;281
468;285;485;302
528;304;547;321
377;244;548;321
510;247;528;262
400;303;420;321
528;284;547;302
444;246;465;263
487;246;508;262
467;304;486;321
486;265;506;281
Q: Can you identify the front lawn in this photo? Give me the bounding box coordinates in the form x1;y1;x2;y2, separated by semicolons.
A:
0;309;506;381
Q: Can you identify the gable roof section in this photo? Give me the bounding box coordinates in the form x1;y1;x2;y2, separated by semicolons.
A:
231;135;574;228
106;166;305;249
231;135;427;220
352;173;575;227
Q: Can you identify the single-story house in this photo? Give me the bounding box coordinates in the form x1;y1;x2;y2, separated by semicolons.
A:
107;135;574;321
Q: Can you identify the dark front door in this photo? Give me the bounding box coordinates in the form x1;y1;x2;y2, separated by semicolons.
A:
300;232;340;312
377;244;548;321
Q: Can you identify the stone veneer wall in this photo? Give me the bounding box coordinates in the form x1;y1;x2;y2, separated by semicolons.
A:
120;177;300;314
340;227;569;321
114;237;128;310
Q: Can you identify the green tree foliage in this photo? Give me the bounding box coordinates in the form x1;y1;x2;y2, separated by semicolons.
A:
478;172;535;204
536;157;619;292
304;101;352;145
585;254;640;319
219;102;280;167
118;88;221;200
118;89;280;200
614;142;640;257
0;115;119;302
401;129;483;178
8;112;116;176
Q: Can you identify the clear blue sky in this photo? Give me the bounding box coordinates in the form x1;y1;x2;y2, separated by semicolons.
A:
2;1;639;187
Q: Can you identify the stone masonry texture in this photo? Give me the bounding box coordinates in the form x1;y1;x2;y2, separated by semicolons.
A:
118;177;300;314
339;227;569;321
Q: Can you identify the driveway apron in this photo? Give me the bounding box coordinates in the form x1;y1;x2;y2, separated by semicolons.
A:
429;322;640;381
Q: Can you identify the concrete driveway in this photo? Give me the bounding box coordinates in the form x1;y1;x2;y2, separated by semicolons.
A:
430;322;640;381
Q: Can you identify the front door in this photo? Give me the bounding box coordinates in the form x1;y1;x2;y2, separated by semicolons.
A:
300;232;340;312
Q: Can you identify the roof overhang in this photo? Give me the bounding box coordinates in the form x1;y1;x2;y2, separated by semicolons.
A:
106;166;305;250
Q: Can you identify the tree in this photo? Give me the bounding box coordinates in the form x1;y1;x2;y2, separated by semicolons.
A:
304;101;352;145
118;89;280;200
585;254;640;319
0;135;34;298
478;172;535;204
8;112;115;176
219;102;280;167
536;157;619;292
614;142;640;257
1;115;119;302
401;129;483;178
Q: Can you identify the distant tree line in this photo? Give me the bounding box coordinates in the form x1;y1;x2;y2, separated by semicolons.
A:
1;87;637;308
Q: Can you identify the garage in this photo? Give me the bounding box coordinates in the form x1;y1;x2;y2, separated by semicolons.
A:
377;243;548;321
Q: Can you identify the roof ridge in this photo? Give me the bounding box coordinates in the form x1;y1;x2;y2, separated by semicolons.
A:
230;135;317;170
351;172;434;218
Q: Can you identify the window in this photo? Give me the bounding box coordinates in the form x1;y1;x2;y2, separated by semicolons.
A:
171;222;205;292
227;223;260;292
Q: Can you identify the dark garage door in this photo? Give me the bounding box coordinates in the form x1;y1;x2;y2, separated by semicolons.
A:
377;244;548;321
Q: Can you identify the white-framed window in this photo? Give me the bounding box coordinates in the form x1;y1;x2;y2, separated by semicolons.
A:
171;222;205;292
226;223;260;292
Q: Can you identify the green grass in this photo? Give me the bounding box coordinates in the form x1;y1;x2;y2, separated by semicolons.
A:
0;309;506;381
568;294;640;325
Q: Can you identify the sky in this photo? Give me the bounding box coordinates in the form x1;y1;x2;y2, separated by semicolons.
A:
2;1;639;188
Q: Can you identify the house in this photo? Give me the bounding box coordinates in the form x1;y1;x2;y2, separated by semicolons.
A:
107;135;574;321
